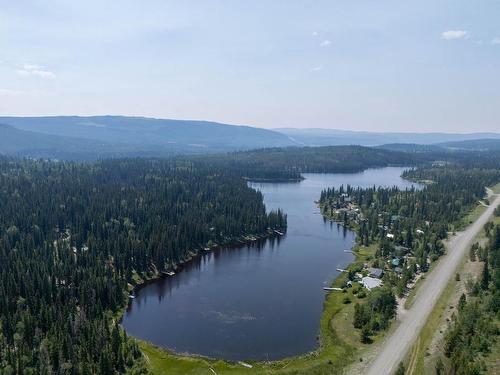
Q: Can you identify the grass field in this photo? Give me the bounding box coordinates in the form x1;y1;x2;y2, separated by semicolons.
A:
455;203;487;231
138;244;384;375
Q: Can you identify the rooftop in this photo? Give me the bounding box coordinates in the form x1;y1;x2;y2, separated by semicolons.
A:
361;276;383;291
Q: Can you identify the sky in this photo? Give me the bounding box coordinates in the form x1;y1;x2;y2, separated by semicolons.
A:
0;0;499;132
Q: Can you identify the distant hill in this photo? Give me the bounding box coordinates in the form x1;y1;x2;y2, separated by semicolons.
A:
376;143;444;153
276;128;500;146
0;116;295;154
0;123;182;160
437;138;500;151
2;115;499;160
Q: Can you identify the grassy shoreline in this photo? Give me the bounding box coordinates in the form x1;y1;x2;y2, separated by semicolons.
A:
133;240;383;374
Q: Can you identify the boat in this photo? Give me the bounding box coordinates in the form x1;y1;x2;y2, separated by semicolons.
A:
323;287;343;291
129;295;136;299
166;271;175;276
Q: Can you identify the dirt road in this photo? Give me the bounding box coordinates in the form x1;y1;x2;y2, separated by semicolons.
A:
364;191;500;375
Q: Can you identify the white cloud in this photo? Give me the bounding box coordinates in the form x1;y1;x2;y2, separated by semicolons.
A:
320;39;331;47
312;31;318;37
441;30;468;40
311;66;323;72
17;63;56;79
492;37;500;45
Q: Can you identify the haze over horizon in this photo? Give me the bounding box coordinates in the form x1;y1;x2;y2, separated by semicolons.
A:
1;1;499;132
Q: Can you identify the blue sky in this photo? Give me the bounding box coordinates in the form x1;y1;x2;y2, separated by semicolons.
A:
0;0;499;132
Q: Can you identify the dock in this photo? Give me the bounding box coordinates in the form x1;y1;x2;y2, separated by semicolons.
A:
238;361;253;369
274;230;284;236
336;268;348;272
323;287;343;291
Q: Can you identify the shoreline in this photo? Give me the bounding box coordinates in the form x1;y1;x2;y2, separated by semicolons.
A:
126;210;373;373
120;169;419;372
119;228;287;317
135;240;379;374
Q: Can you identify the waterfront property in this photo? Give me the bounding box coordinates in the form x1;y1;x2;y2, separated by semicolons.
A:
361;276;383;291
368;267;384;278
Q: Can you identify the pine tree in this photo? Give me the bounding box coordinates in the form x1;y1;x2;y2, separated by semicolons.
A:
481;258;490;290
458;293;466;311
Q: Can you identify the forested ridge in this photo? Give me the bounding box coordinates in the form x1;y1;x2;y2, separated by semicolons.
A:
0;157;285;374
195;145;418;181
195;146;500;181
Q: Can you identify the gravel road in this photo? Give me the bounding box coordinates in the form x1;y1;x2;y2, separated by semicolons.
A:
365;191;500;375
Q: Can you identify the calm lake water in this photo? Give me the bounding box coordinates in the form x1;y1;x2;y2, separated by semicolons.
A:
121;167;418;361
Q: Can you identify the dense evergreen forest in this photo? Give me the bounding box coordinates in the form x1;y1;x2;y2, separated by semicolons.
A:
0;157;286;374
196;145;500;181
0;144;498;373
196;145;418;180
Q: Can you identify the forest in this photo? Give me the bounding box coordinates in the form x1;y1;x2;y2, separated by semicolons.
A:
0;157;285;374
0;144;499;374
196;145;418;181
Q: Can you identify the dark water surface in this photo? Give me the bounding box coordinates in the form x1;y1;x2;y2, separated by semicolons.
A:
121;167;418;360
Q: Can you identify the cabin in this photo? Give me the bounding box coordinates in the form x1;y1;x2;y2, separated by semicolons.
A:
368;267;383;279
391;258;401;267
361;276;383;291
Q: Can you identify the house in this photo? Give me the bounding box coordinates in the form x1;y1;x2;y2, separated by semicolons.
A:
361;276;383;291
386;233;395;239
391;258;401;267
416;229;424;235
368;267;383;278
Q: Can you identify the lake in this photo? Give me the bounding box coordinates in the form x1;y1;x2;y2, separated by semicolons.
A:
121;167;419;361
